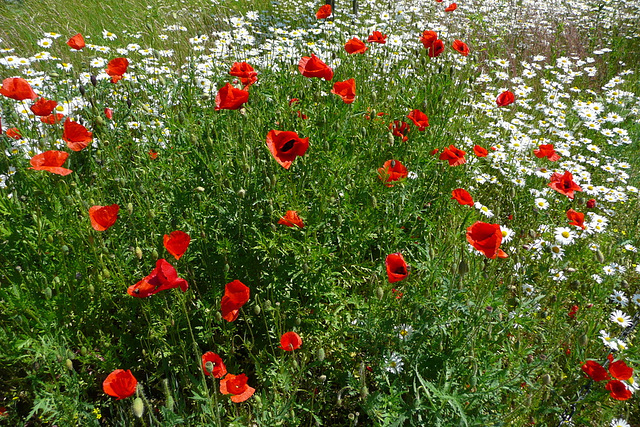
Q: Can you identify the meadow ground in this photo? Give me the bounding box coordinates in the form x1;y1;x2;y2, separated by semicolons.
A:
1;0;640;425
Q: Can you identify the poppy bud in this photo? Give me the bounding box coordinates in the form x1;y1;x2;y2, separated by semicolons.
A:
148;209;155;219
319;374;327;382
103;268;111;279
295;316;301;326
61;245;69;253
429;247;435;259
360;386;369;398
195;186;205;192
190;134;198;144
292;360;299;370
376;286;384;300
127;98;132;108
151;249;158;259
271;223;277;232
458;259;469;276
89;284;95;293
224;263;230;273
90;75;98;86
579;334;588;346
126;203;133;215
595;249;605;263
528;230;538;239
303;263;309;274
388;131;395;145
135;246;143;260
80;347;88;356
371;196;377;208
541;374;551;385
317;348;325;362
47;235;54;244
237;188;246;198
65;358;74;371
132;397;144;418
253;305;261;315
215;312;223;322
264;300;272;310
43;287;52;299
253;395;262;407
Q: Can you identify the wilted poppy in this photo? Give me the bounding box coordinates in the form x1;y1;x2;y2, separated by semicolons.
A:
0;77;37;101
385;253;409;283
420;31;438;50
548;171;582;199
581;360;610;381
29;151;72;176
201;352;227;378
605;380;632;401
451;188;473;206
315;4;331;19
378;160;408;187
164;230;191;260
266;130;309;169
566;209;585;230
407;109;429;131
586;198;596;208
466;221;508;259
534;144;561;161
215;82;249;111
439;145;466;166
389;120;410;142
106;57;128;83
220;373;255;403
280;332;302;351
344;37;368;54
452;40;470;56
229;62;258;89
63;118;92;151
298;54;333;81
331;78;356;104
103;369;137;400
128;258;189;298
473;145;488;157
221;280;250;322
609;360;633;381
67;33;85;50
6;127;22;139
30;97;58;117
496;90;515;107
367;31;387;44
40;113;65;124
278;210;304;228
89;204;119;231
444;3;457;11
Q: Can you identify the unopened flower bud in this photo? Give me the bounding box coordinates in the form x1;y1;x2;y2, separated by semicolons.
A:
595;249;605;263
132;397;144;418
135;246;143;260
541;374;551;385
65;358;74;371
317;348;325;362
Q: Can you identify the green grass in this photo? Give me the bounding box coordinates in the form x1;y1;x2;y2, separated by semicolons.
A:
1;0;640;425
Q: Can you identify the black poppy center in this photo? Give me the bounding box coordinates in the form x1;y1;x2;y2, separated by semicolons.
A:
280;139;296;152
394;266;407;275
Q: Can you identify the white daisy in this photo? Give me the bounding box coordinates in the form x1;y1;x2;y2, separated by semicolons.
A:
610;310;632;327
554;227;576;245
610;290;628;307
384;353;404;374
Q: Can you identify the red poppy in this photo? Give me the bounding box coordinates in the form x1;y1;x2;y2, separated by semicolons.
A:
566;209;585;230
104;107;113;119
221;280;250;322
106;57;128;83
548;171;582;199
496;90;515;107
331;78;356;104
605;380;632;401
280;332;302;351
385;253;409;283
6;127;21;139
265;130;309;169
103;369;137;400
164;230;191;260
533;144;560;161
389;120;410;142
315;4;331;19
439;145;466;166
229;62;258;89
215;82;249;111
29;150;72;176
344;37;368;54
568;305;578;319
67;33;85;50
278;210;305;228
30;97;58;117
378;160;408;187
473;145;488;157
201;352;227;378
420;31;438;50
444;3;457;11
367;31;387;44
452;40;470;56
407;109;429;131
40;113;64;124
609;360;633;381
220;373;255;403
298;54;333;81
581;360;608;381
451;188;473;206
128;258;189;298
586;198;596;208
466;221;508;259
63;118;92;151
428;39;445;57
88;204;119;231
0;77;38;101
149;150;158;159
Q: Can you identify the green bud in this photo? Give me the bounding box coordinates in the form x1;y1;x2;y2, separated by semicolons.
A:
253;305;261;315
541;374;551;385
126;203;133;215
151;249;159;259
371;196;377;208
195;186;205;193
458;259;469;276
360;386;369;399
215;312;223;322
132;397;144;418
103;268;111;279
264;300;272;310
376;286;384;300
595;249;605;263
317;348;325;362
65;358;74;371
47;235;54;244
295;316;301;326
579;334;588;346
61;245;69;253
135;246;143;260
253;394;262;407
237;188;246;198
80;347;88;357
43;287;52;300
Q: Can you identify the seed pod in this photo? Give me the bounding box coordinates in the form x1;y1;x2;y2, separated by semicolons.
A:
317;348;325;362
132;397;144;418
204;361;214;375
